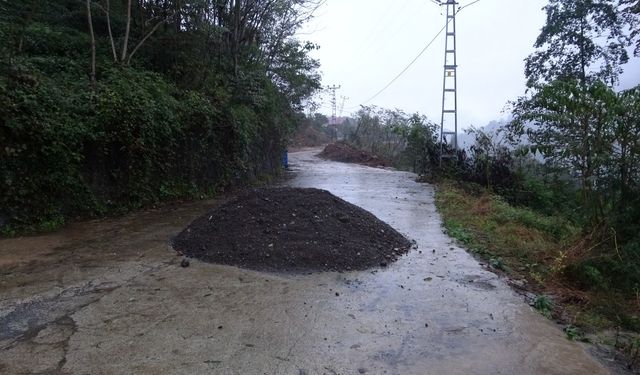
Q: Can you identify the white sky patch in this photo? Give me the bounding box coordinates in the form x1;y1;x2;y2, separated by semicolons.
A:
298;0;640;129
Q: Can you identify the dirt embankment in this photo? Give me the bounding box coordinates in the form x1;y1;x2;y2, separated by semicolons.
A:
289;125;330;149
172;188;412;272
319;141;390;168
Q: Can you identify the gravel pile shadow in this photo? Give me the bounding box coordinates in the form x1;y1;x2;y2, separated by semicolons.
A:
172;187;412;272
319;141;390;168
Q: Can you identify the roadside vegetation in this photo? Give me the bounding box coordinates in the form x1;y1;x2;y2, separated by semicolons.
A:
0;0;322;234
331;0;640;368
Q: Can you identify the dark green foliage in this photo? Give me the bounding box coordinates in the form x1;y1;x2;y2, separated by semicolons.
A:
458;127;517;193
525;0;634;86
1;58;97;226
507;0;640;301
346;106;439;172
0;0;322;232
621;0;640;55
404;114;439;174
566;237;640;293
534;295;554;318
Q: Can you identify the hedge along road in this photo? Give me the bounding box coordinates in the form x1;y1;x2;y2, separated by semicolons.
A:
0;149;608;374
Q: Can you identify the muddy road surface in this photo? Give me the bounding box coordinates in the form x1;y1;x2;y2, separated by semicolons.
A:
0;149;609;374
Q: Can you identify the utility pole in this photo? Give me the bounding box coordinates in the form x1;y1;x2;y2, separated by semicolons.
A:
327;85;341;125
438;0;458;165
339;96;349;117
327;84;341;140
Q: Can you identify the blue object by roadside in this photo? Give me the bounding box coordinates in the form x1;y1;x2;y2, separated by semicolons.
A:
282;149;289;169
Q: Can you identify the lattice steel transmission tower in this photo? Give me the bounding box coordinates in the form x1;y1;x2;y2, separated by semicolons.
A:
439;0;458;164
327;84;341;140
327;84;341;125
339;95;349;117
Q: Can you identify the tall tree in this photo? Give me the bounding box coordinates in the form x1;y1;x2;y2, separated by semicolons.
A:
510;80;618;221
525;0;633;87
511;0;637;223
621;0;640;55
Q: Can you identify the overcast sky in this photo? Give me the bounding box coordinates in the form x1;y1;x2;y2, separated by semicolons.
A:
298;0;640;130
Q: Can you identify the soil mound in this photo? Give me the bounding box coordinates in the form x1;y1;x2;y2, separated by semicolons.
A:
289;125;330;148
172;188;411;272
319;141;390;167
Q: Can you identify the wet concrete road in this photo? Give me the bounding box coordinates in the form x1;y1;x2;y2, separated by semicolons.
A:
0;149;609;374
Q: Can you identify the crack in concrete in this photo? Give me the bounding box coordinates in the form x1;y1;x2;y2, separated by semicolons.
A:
54;316;76;374
1;262;170;351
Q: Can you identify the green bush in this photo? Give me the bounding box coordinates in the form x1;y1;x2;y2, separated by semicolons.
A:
0;58;97;226
0;60;284;231
565;239;640;293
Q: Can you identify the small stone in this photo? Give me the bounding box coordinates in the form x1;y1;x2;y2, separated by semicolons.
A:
425;323;429;327
358;368;367;374
335;292;340;296
380;261;388;267
218;326;223;329
180;258;190;268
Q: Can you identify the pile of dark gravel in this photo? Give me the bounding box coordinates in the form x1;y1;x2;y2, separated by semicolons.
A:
172;187;412;272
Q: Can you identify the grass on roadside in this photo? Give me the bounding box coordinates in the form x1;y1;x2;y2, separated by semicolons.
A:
434;180;639;342
435;180;577;281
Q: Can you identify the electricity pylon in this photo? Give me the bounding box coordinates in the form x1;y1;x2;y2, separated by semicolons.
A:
327;85;341;140
438;0;458;165
339;96;349;117
327;85;341;125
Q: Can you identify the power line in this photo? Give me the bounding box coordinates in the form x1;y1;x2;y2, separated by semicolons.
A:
341;0;426;78
345;0;483;111
348;24;447;109
349;2;411;59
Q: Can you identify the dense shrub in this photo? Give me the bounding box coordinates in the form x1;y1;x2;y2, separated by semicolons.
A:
0;59;292;231
0;0;321;232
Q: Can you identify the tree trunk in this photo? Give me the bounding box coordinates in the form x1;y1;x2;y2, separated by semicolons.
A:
121;0;132;63
126;18;167;65
233;0;241;76
104;0;117;62
16;1;38;55
86;0;97;88
579;18;587;85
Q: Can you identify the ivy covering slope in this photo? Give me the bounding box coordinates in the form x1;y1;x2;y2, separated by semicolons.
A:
0;0;322;232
